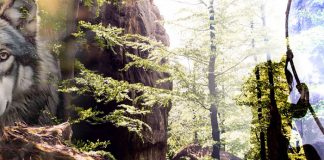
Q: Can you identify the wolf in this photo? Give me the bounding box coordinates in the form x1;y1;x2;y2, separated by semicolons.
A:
0;0;59;127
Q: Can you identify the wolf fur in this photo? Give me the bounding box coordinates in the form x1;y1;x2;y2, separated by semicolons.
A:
0;0;59;126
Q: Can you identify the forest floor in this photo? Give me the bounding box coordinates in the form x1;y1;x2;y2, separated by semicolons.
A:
0;122;104;160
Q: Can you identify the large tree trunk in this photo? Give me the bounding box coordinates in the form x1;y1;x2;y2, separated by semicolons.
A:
207;0;220;159
261;3;289;159
266;58;289;160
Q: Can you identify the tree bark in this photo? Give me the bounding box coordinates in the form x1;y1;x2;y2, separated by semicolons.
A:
207;0;220;159
266;58;289;160
251;21;266;160
261;3;289;159
256;65;266;160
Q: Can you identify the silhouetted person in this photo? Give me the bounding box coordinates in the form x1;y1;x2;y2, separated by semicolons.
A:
285;50;321;159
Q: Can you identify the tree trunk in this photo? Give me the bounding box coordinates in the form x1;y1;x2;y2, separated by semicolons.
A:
266;58;289;160
261;4;289;159
207;0;220;159
256;64;266;160
251;21;266;160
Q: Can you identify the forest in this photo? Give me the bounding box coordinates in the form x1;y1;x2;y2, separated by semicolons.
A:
0;0;322;159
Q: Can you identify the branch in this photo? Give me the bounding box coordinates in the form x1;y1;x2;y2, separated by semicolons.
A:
198;0;207;7
173;0;207;6
194;97;209;110
165;50;209;65
168;22;209;32
215;55;250;77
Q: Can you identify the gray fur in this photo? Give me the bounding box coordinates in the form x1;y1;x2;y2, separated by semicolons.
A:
0;0;59;126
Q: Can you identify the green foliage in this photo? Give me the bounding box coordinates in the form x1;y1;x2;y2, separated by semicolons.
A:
236;59;308;159
50;0;321;159
75;139;110;152
167;105;212;158
122;53;170;73
71;107;103;124
82;0;95;7
69;103;153;137
60;61;173;138
75;21;124;50
73;139;116;160
60;16;173;155
75;21;166;55
70;4;257;158
71;1;278;158
63;17;175;140
81;0;123;16
162;0;258;157
106;105;151;137
61;61;172;106
82;0;120;7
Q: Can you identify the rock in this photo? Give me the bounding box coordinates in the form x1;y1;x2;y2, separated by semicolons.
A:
123;0;170;45
0;123;105;160
72;0;171;160
171;143;241;160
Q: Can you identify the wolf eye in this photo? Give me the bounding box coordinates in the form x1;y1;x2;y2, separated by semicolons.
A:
0;51;10;61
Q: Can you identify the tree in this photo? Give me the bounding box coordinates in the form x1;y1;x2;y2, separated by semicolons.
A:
206;0;221;158
156;0;262;158
236;58;311;159
250;20;266;160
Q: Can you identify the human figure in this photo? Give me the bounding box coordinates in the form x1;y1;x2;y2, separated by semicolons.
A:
285;50;321;159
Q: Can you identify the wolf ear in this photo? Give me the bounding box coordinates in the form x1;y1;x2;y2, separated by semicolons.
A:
0;0;37;44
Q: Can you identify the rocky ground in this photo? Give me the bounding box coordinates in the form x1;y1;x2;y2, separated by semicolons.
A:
0;123;105;160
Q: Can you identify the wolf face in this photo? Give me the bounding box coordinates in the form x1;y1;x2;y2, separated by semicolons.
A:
0;19;38;116
0;0;59;125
